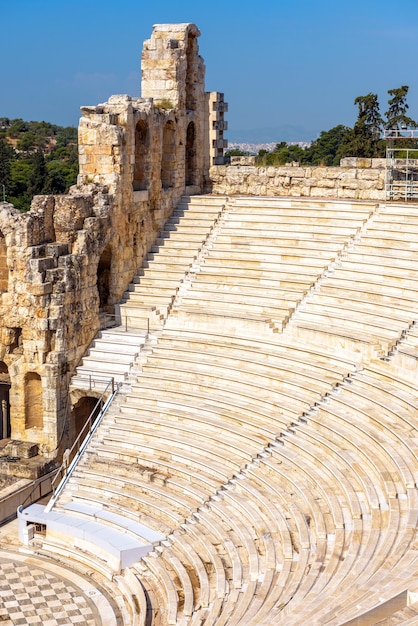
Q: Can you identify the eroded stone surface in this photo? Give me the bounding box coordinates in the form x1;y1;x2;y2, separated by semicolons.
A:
0;23;228;461
209;160;386;200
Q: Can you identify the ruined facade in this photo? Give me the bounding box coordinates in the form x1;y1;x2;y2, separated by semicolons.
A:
0;23;227;463
0;22;393;471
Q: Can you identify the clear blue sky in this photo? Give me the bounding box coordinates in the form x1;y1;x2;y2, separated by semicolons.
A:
2;0;418;141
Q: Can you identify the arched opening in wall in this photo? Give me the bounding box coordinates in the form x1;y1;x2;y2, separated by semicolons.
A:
97;245;112;311
0;230;8;294
9;327;23;354
186;33;197;111
0;362;10;440
71;396;103;442
161;121;176;189
25;372;43;430
186;121;197;186
133;120;150;191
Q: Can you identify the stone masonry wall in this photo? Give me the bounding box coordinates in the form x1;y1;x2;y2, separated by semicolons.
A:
209;158;386;201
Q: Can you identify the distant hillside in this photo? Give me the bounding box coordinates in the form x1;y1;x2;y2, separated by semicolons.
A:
0;117;78;212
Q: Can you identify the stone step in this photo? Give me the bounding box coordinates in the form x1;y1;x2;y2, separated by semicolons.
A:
70;374;126;389
86;349;137;365
76;358;131;376
90;336;144;353
95;330;147;347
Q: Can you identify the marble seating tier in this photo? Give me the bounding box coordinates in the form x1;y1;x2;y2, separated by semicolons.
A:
20;196;418;625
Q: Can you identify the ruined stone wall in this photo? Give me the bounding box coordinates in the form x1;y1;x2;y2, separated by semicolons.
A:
0;189;113;454
209;158;386;201
0;23;215;459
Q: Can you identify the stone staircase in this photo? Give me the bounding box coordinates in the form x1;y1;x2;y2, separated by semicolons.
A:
71;195;227;391
71;327;148;391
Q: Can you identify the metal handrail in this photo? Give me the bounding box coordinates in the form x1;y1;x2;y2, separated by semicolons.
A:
102;310;150;334
18;468;60;512
44;377;120;513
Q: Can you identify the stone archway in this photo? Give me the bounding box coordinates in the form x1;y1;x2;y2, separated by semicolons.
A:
133;120;150;191
71;396;103;443
0;230;8;294
0;362;10;440
25;372;43;430
97;245;112;311
186;121;197;186
161;121;176;189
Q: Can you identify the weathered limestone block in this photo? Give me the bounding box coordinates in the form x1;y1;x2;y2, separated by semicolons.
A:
280;166;306;178
230;156;256;166
310;186;342;198
311;178;336;189
337;187;358;199
356;169;382;180
340;157;372;168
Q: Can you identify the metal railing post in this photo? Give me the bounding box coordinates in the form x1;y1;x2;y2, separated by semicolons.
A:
44;377;119;513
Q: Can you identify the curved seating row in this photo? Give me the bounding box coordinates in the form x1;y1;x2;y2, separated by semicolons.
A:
172;197;375;336
117;358;418;624
31;196;418;625
293;203;418;353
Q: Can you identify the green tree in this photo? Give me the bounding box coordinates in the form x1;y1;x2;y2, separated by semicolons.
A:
8;161;33;211
17;132;39;152
55;126;77;148
385;85;417;129
28;148;47;196
343;93;384;157
8;119;28;137
0;117;78;211
356;93;383;137
45;162;69;194
303;125;352;165
0;139;15;200
257;142;305;166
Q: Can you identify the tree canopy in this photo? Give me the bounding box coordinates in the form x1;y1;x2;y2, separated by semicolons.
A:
257;85;416;166
385;85;417;130
0;118;78;211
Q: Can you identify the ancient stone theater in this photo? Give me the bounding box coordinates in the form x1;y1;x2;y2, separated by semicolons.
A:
0;22;418;626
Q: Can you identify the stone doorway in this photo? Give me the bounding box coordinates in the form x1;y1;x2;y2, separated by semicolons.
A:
186;121;196;186
133;120;150;191
0;363;10;440
161;121;176;189
25;372;43;430
71;396;103;443
97;245;112;311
